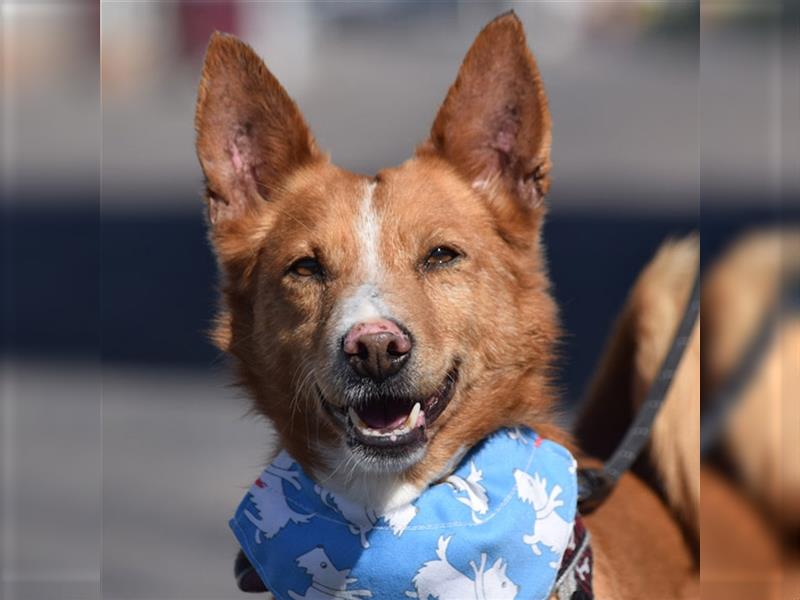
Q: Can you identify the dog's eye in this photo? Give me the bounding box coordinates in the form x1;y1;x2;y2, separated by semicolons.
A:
424;246;460;269
289;256;323;278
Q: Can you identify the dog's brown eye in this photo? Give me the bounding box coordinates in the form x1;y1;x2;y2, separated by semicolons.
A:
289;256;323;278
424;246;460;269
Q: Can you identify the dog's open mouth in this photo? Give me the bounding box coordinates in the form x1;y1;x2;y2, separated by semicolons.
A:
320;366;459;454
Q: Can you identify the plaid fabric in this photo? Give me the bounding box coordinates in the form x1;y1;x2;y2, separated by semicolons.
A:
554;515;594;599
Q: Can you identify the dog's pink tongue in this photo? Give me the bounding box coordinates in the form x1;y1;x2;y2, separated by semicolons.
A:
358;401;408;430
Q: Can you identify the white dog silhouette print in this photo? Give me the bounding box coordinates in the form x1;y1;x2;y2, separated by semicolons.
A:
315;486;418;546
315;487;378;548
513;470;572;568
406;535;518;600
245;453;313;541
382;502;419;536
288;547;372;600
445;461;489;523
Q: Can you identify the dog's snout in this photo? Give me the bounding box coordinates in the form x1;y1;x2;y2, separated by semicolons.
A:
342;320;412;382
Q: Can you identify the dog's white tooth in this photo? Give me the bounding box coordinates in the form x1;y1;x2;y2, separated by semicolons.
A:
348;407;367;430
407;402;421;428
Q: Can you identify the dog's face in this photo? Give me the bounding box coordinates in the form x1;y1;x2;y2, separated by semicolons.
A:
195;13;559;485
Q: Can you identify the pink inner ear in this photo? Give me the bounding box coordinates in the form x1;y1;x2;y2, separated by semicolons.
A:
221;124;270;206
490;103;521;153
207;126;262;224
494;129;516;155
229;125;255;177
230;139;245;173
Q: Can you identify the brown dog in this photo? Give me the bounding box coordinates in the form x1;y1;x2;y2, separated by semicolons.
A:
195;12;698;598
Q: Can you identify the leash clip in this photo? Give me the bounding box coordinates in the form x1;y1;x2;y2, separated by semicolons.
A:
576;467;614;515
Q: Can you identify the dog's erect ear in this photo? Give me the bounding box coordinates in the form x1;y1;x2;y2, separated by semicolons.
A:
195;32;319;225
423;12;551;209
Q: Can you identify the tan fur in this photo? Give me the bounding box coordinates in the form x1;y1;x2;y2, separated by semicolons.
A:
629;238;700;538
195;12;697;598
703;230;800;535
702;229;800;599
577;238;700;544
579;230;799;598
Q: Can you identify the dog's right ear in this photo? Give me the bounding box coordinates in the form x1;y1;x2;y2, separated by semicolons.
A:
421;12;551;218
194;32;319;226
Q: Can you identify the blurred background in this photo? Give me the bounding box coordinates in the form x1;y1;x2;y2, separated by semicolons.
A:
1;1;797;598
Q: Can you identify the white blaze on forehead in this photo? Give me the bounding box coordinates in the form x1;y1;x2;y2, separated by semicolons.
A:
358;180;381;283
334;181;391;337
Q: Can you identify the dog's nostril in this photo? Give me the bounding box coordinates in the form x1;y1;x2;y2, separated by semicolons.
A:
356;341;369;360
387;339;408;357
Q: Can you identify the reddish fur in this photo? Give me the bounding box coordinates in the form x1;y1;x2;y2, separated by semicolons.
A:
700;468;783;600
195;12;696;597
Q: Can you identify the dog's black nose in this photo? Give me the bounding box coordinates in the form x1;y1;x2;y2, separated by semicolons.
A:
342;320;411;382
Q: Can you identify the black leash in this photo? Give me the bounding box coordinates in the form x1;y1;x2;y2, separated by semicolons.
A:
699;276;798;456
699;310;775;456
577;268;701;514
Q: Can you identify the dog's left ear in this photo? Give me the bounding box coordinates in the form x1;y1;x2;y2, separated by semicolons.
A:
422;12;551;210
194;32;319;226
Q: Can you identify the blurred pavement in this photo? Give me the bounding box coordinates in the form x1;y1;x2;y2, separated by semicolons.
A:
3;360;271;600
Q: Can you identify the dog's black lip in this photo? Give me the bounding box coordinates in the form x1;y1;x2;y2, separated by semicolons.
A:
317;364;459;450
422;366;459;425
320;389;346;422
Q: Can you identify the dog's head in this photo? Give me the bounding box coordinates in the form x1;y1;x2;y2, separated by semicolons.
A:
195;12;560;488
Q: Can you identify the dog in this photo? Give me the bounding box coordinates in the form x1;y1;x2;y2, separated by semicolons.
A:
243;451;314;543
407;536;518;600
194;12;698;598
445;461;489;522
513;470;572;567
289;547;372;600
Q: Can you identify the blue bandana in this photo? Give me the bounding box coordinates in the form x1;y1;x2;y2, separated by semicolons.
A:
230;427;577;600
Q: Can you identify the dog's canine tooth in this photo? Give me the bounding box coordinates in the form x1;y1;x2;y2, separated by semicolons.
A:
348;407;368;430
407;402;421;429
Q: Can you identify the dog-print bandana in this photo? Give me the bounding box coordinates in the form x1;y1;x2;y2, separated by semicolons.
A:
230;427;578;600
